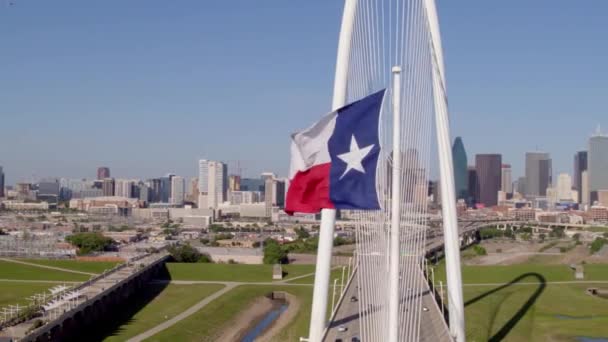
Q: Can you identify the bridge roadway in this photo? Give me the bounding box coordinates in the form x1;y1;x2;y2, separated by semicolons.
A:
3;252;169;341
324;220;494;342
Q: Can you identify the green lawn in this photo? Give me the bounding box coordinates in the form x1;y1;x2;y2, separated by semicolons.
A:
0;260;90;282
18;259;121;274
166;263;316;282
144;285;313;342
0;282;57;307
432;262;608;284
103;284;225;342
587;226;608;233
429;256;608;341
287;267;346;284
461;283;608;341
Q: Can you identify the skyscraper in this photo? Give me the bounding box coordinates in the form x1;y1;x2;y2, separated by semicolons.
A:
159;175;174;203
588;129;608;203
170;176;186;205
582;170;590;205
0;166;4;198
198;160;227;209
475;154;502;207
114;179;134;198
467;166;478;205
501;164;512;194
452;137;468;201
573;151;588;203
97;167;111;180
556;173;573;201
102;178;115;196
228;175;241;191
525;152;552;197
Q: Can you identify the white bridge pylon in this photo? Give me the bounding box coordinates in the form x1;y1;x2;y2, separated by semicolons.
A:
307;0;465;341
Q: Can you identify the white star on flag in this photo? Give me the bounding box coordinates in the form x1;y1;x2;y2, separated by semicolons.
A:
337;135;375;179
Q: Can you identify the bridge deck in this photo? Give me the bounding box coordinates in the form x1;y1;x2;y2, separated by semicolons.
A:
324;270;451;342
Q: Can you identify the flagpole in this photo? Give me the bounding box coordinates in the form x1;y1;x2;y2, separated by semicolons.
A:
424;0;466;340
388;66;402;342
307;0;358;341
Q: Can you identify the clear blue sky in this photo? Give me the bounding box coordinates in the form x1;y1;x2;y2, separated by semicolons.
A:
0;0;606;184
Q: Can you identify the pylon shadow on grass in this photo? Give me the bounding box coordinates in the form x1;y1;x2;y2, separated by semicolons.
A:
464;272;546;342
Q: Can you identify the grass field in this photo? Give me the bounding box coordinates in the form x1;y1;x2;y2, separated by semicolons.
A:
0;260;90;282
287;267;345;284
587;226;608;233
103;284;225;342
144;285;313;342
165;263;316;282
461;283;608;341
431;254;608;341
18;259;121;274
0;282;57;307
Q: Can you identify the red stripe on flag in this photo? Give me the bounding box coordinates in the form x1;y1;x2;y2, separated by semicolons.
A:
285;163;335;214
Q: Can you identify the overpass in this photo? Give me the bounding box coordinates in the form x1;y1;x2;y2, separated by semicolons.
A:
1;252;169;342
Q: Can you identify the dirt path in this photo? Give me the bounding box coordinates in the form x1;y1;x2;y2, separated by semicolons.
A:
0;258;97;276
126;283;234;342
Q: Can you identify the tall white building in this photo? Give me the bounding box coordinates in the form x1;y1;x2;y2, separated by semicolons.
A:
501;164;512;194
556;173;573;201
198;160;227;209
170;176;186;205
114;179;134;198
588;128;608;203
582;170;590;205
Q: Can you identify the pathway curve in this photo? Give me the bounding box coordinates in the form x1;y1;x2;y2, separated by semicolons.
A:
126;283;237;342
0;258;97;276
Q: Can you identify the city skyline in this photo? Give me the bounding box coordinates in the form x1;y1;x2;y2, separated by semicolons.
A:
0;1;607;184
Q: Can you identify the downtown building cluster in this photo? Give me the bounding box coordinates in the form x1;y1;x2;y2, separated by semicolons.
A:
452;127;608;221
0;160;288;220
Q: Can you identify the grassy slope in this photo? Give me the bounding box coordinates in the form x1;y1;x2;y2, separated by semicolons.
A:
18;259;121;274
103;284;225;342
166;263;315;282
287;267;345;284
431;254;608;341
0;260;90;281
144;285;313;342
0;282;57;307
463;284;608;341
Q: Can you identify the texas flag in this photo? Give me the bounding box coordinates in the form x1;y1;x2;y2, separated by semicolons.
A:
285;89;386;214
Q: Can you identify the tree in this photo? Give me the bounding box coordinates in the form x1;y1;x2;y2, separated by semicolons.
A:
295;227;310;240
168;244;204;263
66;232;113;255
263;239;288;264
538;233;546;242
573;233;581;242
590;238;607;255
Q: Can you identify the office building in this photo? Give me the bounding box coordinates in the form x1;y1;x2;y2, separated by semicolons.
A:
115;179;134;198
170;176;186;205
241;178;265;193
588;129;608;203
525;152;552;197
475;154;502;207
229;175;241;191
501;164;512;194
515;177;526;195
102;178;115;197
467;167;478;205
0;166;4;198
97;167;111;180
573;151;587;203
138;182;150;203
198;160;228;209
159;175;174;203
452;137;468;201
582;170;590;205
147;178;162;203
556;173;573;201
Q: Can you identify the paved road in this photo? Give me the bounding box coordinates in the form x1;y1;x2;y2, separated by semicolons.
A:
0;258;98;276
323;270;451;342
